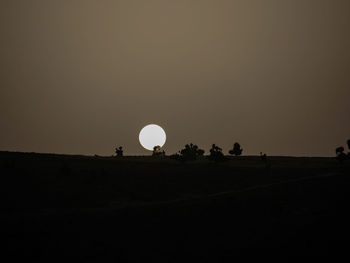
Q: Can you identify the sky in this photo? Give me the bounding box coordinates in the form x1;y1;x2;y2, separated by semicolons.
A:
1;0;349;156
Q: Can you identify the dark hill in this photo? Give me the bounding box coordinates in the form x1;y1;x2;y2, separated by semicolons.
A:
1;151;349;260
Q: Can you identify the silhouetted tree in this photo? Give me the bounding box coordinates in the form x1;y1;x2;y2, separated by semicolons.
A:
209;144;225;162
229;142;243;156
179;143;204;161
336;146;347;163
152;145;165;157
115;146;123;157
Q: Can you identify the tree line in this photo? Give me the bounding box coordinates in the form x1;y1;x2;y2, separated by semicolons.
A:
115;138;350;164
115;142;262;162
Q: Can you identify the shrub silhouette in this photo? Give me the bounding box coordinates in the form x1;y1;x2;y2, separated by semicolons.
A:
169;152;181;160
229;142;243;156
336;146;345;155
336;146;347;163
115;146;123;157
260;152;267;162
153;145;165;157
179;143;204;161
209;144;225;162
260;152;271;170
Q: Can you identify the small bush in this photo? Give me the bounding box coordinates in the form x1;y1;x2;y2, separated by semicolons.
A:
115;146;123;157
336;146;348;163
229;142;243;156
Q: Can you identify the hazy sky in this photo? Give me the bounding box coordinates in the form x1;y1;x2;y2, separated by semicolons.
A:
1;0;349;156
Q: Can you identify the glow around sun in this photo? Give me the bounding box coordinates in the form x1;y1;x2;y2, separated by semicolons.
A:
139;124;166;151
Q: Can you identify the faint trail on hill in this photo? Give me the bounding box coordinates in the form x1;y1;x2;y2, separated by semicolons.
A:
207;172;338;198
0;172;341;220
114;172;340;209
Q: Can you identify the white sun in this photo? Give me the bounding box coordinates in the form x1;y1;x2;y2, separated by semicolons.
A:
139;124;166;151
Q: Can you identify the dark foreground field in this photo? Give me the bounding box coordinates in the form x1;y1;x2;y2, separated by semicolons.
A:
1;151;350;260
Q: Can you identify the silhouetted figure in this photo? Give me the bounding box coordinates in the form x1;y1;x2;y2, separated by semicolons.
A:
153;146;165;157
179;143;205;161
336;146;347;163
209;144;225;162
347;140;350;157
115;146;123;157
229;142;243;156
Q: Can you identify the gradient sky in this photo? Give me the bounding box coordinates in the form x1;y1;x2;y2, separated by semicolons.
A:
1;0;349;156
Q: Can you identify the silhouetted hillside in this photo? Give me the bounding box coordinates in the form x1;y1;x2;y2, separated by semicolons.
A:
1;151;349;260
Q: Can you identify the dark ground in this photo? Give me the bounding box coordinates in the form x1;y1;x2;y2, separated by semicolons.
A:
1;151;350;261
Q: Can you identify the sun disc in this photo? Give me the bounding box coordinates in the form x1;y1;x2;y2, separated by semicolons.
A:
139;124;166;151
